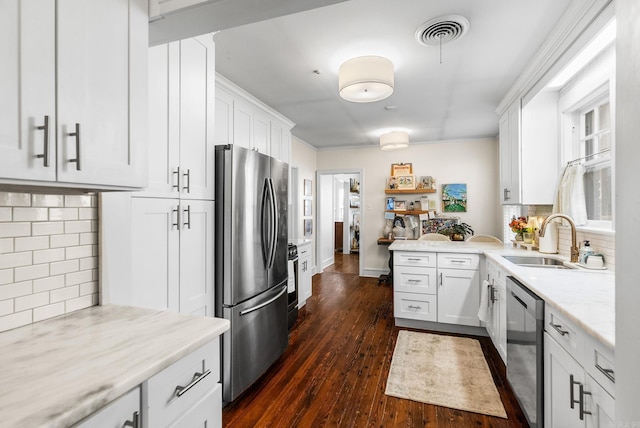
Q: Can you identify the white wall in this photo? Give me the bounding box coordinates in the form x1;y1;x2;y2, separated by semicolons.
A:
290;136;317;270
318;174;334;270
615;0;640;423
316;139;500;276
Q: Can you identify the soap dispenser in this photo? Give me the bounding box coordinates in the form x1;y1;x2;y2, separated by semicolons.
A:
579;240;594;264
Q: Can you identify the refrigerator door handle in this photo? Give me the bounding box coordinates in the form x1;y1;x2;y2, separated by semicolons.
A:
239;285;287;316
260;179;270;267
267;178;278;269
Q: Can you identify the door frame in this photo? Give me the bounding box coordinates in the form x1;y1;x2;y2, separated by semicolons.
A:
316;168;364;276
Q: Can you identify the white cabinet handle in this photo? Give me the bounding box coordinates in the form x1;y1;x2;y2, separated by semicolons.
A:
175;369;211;398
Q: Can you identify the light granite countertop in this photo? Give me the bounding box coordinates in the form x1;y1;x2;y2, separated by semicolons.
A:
388;240;615;350
0;304;230;428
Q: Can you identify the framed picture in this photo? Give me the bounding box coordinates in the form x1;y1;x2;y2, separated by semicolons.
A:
442;183;468;212
386;197;395;210
304;219;313;236
387;176;398;190
417;176;434;189
396;175;415;190
304;179;312;196
304;199;312;217
390;163;413;177
394;200;407;211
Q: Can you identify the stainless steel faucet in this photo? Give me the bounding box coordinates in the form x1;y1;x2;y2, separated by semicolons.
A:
539;213;579;263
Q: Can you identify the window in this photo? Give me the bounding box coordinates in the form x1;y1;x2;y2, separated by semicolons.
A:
577;96;613;226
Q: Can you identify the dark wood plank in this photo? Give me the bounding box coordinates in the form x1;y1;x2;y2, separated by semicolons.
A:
223;253;529;427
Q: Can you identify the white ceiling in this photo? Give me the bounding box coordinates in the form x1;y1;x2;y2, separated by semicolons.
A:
213;0;572;150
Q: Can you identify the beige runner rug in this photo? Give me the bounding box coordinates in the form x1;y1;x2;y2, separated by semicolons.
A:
385;330;507;418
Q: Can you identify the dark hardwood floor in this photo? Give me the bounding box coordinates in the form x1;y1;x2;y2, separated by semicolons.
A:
223;253;528;427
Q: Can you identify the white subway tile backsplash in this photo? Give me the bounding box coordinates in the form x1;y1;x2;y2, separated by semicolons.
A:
14;292;49;312
51;286;79;303
0;191;100;333
0;239;13;254
0;269;13;285
66;294;95;312
0;192;31;207
33;275;66;293
15;264;49;282
64;195;93;208
50;260;79;276
65;245;93;260
50;234;80;248
12;207;49;222
14;236;49;252
0;281;33;300
33;248;66;265
49;208;79;221
0;207;11;221
0;310;32;331
32;222;64;236
0;222;31;238
78;208;97;220
0;252;32;269
31;194;64;208
33;302;65;322
65;220;92;234
66;270;93;286
79;232;97;246
0;300;13;316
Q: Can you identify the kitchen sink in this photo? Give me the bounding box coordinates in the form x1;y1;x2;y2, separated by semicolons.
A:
502;255;576;269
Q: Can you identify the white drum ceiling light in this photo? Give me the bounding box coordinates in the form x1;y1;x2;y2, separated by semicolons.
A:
338;56;394;103
380;131;409;151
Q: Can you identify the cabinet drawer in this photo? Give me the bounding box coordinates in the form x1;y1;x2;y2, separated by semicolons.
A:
298;243;311;257
437;253;479;270
545;308;583;358
146;339;219;428
394;251;436;268
585;334;615;397
394;292;437;322
394;266;437;294
74;386;140;428
168;383;222;428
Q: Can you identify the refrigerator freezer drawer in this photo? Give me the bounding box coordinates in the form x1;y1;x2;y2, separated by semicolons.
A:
222;284;288;402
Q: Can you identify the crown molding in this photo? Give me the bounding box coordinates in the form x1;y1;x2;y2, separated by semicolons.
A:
496;0;613;115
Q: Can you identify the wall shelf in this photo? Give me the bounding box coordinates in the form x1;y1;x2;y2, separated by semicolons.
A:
385;189;436;194
386;210;429;215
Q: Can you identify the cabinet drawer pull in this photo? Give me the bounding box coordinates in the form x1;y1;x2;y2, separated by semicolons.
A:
124;411;140;428
68;123;81;171
407;305;422;311
36;115;50;167
449;260;466;264
407;279;422;284
595;363;615;383
175;369;211;398
407;258;422;262
549;322;569;336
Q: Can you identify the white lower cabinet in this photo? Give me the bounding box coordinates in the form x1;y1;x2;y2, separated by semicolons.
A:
393;251;480;327
74;387;140;428
145;339;220;428
485;259;507;362
297;242;312;307
544;306;615;428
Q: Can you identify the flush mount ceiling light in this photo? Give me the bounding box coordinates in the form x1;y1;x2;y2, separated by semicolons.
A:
338;56;394;103
380;131;409;151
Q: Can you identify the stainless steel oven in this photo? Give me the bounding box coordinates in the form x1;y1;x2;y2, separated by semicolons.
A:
506;276;545;427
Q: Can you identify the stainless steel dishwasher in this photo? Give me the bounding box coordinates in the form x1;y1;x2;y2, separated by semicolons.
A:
506;276;545;428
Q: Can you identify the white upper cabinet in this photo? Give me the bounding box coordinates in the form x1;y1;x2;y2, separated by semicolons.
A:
0;0;56;182
499;101;522;204
142;36;216;200
0;0;148;189
214;75;294;162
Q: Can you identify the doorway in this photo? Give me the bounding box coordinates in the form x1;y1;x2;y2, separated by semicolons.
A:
316;169;363;276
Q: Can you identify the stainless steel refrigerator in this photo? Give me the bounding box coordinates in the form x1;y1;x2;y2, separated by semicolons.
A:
214;144;289;403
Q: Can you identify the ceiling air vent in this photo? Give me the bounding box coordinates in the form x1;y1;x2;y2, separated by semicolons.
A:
415;15;470;46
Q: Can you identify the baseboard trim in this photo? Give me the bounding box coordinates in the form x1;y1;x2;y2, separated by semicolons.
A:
395;318;489;337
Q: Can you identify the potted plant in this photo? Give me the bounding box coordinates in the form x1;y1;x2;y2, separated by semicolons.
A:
442;222;474;241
